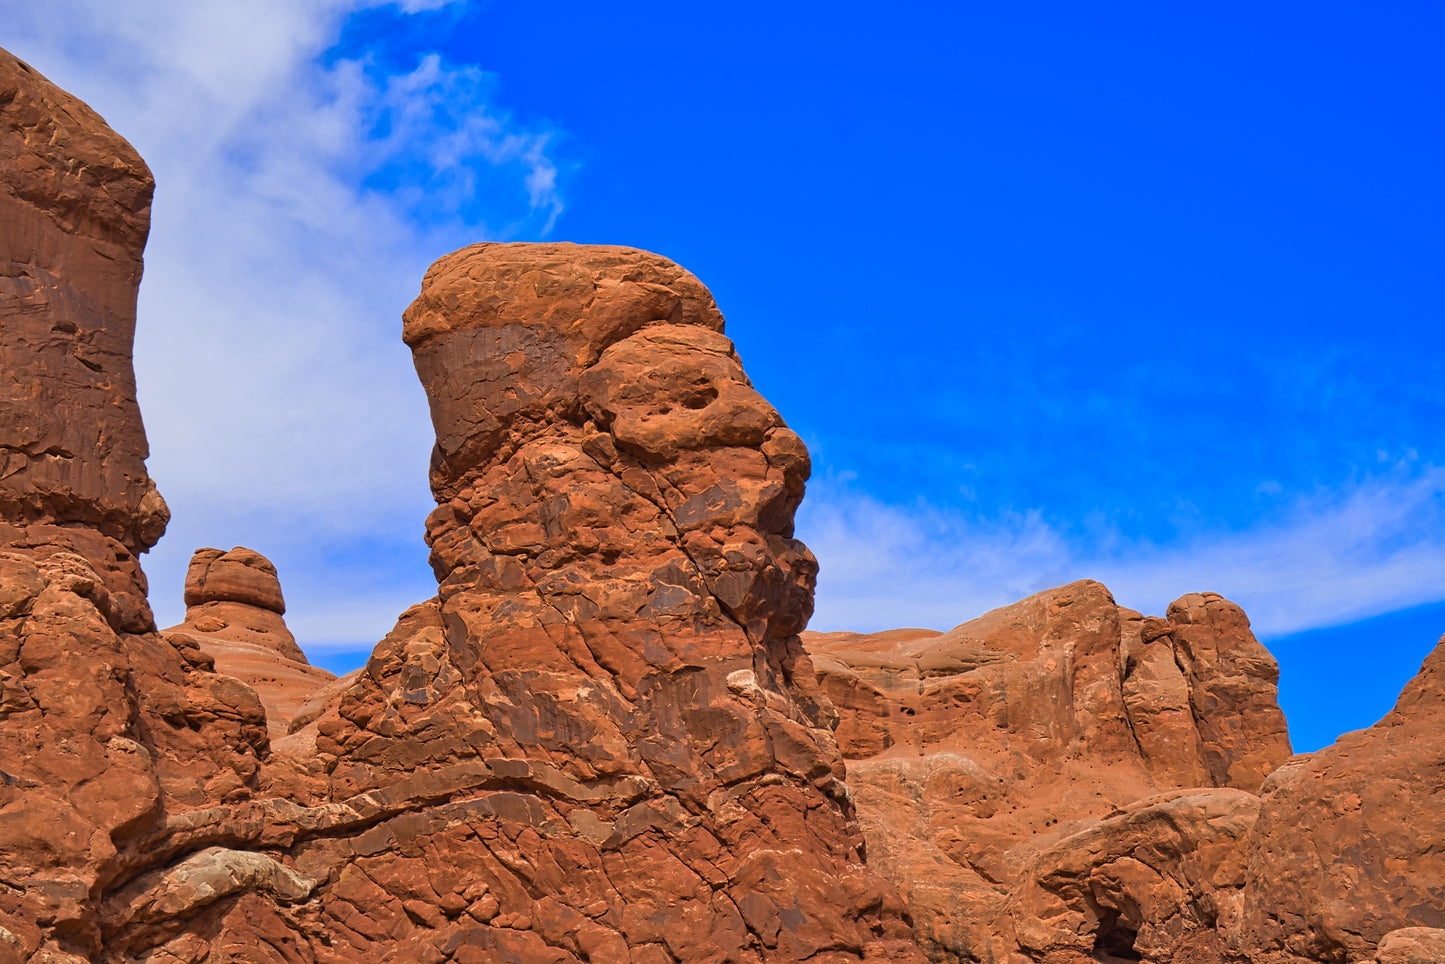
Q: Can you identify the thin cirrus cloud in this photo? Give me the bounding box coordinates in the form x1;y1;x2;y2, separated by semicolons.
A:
800;464;1445;640
4;0;565;636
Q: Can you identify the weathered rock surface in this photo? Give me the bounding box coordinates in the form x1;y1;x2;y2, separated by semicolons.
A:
84;242;919;962
163;547;335;740
805;581;1293;962
223;242;919;962
3;63;919;957
1358;928;1445;964
1;47;168;634
0;49;276;961
1240;632;1445;964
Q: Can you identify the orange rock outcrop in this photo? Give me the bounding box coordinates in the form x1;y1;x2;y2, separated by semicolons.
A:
262;242;922;961
1;48;276;959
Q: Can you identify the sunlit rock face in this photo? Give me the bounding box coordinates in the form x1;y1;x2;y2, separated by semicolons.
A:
277;242;923;961
0;49;273;961
162;546;337;741
0;47;168;633
7;45;1444;964
805;581;1294;963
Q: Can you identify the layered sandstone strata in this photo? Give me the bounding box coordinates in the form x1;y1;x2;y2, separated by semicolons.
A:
163;547;336;740
805;581;1294;962
0;48;167;632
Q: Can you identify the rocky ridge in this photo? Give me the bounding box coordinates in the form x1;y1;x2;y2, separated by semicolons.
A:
804;581;1293;962
1;45;1444;964
805;584;1445;964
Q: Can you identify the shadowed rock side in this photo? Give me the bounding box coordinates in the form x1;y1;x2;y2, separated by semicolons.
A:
0;49;280;961
804;581;1294;963
163;547;336;741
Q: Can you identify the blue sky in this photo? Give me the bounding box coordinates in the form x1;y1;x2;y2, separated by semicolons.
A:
6;1;1442;753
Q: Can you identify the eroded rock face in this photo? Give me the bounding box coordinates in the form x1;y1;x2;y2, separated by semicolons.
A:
0;48;167;635
1240;633;1445;964
0;50;277;961
8;47;1443;964
163;547;335;740
804;580;1293;962
237;242;918;962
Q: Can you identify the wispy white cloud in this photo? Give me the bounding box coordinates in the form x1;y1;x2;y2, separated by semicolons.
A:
5;0;563;641
7;5;1439;662
800;466;1445;639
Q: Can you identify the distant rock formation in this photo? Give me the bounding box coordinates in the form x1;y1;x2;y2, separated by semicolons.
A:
805;580;1293;962
163;547;335;740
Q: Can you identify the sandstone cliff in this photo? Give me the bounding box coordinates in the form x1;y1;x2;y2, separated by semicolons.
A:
0;48;277;960
806;587;1445;964
1239;630;1445;964
0;47;167;633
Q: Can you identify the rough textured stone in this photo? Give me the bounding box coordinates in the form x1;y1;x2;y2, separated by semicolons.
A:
163;546;335;740
226;241;920;962
0;48;167;634
182;546;288;615
1362;928;1445;964
60;241;918;962
0;50;277;961
1240;633;1445;964
805;580;1293;962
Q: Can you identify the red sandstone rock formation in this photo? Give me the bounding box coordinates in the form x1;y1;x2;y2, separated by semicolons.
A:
163;547;336;740
2;55;918;955
1239;632;1445;964
0;49;276;960
244;242;920;962
805;581;1293;962
0;48;167;634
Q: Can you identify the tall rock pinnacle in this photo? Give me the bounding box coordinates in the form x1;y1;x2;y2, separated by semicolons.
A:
282;242;922;961
0;48;167;632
